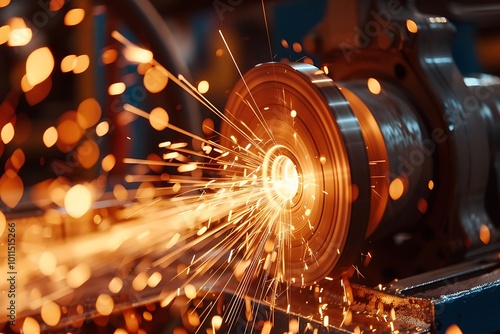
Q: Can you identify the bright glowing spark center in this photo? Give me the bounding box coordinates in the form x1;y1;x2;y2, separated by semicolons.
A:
270;155;299;200
263;145;300;204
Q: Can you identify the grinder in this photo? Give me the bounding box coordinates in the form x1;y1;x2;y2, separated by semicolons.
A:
220;0;500;286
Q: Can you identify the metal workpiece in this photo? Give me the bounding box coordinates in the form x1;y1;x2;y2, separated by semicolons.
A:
386;252;500;334
338;80;433;238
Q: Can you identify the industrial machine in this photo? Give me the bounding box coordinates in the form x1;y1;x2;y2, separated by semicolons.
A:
1;0;500;333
